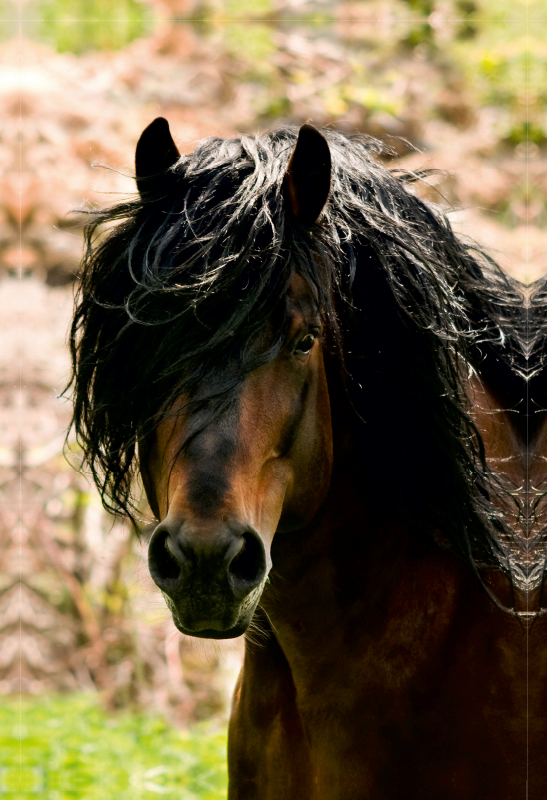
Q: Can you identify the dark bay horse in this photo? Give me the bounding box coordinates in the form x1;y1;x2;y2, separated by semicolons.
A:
69;120;547;798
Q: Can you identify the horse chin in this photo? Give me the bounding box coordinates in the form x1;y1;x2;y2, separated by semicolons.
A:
171;614;250;640
165;592;261;640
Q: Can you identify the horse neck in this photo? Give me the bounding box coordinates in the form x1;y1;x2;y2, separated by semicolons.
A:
528;409;547;607
468;366;547;614
269;378;441;599
468;373;526;494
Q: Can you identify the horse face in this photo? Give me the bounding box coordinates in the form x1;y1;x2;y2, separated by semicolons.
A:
143;275;333;638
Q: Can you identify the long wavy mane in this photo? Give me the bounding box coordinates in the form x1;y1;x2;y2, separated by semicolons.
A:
68;126;530;574
526;276;547;594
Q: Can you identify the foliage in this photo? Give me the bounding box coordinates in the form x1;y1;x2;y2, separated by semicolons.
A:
22;0;547;146
178;0;546;150
0;694;227;799
449;0;547;144
30;0;154;53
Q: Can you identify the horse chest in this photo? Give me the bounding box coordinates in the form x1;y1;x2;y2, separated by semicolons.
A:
231;550;542;800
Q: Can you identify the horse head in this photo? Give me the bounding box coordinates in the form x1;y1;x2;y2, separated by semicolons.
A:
70;118;537;642
140;121;334;638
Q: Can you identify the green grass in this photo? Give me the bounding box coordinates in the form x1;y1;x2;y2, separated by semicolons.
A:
0;694;227;799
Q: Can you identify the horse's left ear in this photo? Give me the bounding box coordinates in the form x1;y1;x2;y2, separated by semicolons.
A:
135;117;181;196
284;124;331;226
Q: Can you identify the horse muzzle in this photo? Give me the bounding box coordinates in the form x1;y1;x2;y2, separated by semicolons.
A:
148;518;268;639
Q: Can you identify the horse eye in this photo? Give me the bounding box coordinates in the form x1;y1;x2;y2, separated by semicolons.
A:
294;333;316;356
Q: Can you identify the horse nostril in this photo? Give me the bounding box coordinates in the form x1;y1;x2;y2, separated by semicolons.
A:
149;530;182;584
228;530;266;588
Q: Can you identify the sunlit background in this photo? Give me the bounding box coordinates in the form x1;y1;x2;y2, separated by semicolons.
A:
1;0;545;795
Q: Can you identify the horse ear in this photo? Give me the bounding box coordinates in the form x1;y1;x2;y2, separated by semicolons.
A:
284;124;331;226
135;117;181;196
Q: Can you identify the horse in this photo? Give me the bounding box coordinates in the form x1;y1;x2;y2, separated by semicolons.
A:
68;119;547;798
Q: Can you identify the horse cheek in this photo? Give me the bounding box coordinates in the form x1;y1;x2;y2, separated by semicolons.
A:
282;352;333;530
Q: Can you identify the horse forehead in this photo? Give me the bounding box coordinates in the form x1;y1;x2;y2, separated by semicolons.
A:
288;273;317;305
153;391;239;460
287;274;320;328
185;411;239;461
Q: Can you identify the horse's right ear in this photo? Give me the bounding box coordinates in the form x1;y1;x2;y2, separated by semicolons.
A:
135;117;181;196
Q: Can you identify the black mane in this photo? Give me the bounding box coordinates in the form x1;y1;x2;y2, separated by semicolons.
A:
68;126;530;573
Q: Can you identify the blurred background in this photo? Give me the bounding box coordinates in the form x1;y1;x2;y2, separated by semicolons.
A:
1;0;546;795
